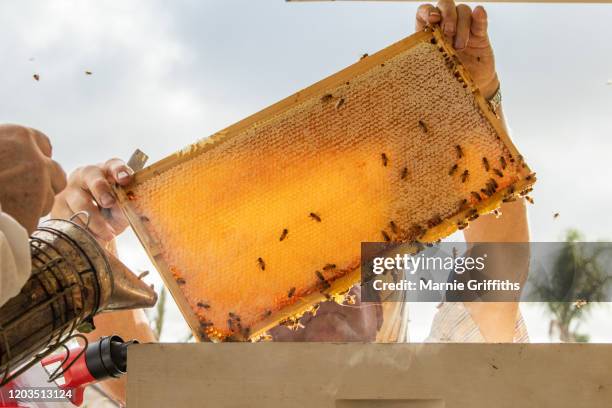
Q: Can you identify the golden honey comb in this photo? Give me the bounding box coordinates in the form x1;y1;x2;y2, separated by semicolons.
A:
116;26;535;342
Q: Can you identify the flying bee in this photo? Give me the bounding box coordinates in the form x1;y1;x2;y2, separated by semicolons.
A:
418;120;428;133
257;257;266;271
525;196;534;205
288;287;296;298
389;220;399;234
321;93;333;103
401;167;408;180
553;212;560;219
335;98;345;110
309;212;322;222
471;191;482;202
449;164;458;176
381;230;391;242
461;170;469;183
493;168;504;178
482;157;490;172
33;74;40;81
500;156;507;170
381;153;388;167
323;263;336;271
279;228;288;241
455;145;464;159
197;302;210;309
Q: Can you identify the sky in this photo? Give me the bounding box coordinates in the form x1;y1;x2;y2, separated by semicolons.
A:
0;0;611;342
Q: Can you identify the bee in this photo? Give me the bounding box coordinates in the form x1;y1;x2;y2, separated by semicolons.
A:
335;98;345;110
176;278;186;285
197;302;210;309
502;196;517;203
458;198;469;210
574;299;587;309
492;209;501;218
471;191;482;202
448;164;458;176
500;156;507;170
461;169;469;183
489;178;499;190
418;120;428;133
493;168;504;178
467;209;479;221
85;70;92;75
323;263;336;271
315;271;326;281
381;153;388;167
344;294;356;305
381;230;391;242
525;174;534;181
140;215;150;222
482;157;490;172
427;215;442;228
264;310;272;318
126;191;136;201
525;196;535;205
257;257;266;271
309;212;322;222
455;145;464;159
229;312;238;319
360;53;369;60
310;304;321;317
457;221;468;230
279;228;288;241
33;74;40;81
199;321;213;328
321;93;333;103
288;287;296;298
401;167;409;180
553;212;560;219
389;221;399;234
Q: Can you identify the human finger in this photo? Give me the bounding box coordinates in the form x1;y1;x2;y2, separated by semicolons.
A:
455;4;472;50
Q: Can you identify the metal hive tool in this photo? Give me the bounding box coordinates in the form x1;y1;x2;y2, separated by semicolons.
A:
115;26;535;342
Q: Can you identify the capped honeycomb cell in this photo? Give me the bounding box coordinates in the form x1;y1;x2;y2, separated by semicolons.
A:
116;26;535;342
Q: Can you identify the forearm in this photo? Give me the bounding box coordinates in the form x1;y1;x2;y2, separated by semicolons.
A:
462;106;531;342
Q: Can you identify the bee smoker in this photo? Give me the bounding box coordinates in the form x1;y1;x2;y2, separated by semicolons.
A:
0;214;157;386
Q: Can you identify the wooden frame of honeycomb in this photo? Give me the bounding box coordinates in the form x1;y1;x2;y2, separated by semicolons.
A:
115;26;535;342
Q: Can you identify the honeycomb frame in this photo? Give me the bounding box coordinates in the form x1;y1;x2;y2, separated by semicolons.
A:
115;26;536;342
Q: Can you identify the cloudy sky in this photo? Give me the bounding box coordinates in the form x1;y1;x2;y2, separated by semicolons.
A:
1;0;611;342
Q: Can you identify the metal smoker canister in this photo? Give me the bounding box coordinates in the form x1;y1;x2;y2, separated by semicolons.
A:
0;215;157;385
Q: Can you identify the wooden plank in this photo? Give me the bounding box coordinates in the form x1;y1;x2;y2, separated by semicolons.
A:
127;343;612;407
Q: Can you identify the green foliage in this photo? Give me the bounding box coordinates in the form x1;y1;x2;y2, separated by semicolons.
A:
529;229;612;342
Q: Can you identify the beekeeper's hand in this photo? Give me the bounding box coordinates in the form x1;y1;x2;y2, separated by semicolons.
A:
51;159;133;242
0;124;67;234
415;0;499;100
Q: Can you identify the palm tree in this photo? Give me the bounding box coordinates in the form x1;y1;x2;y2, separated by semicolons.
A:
528;229;612;342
